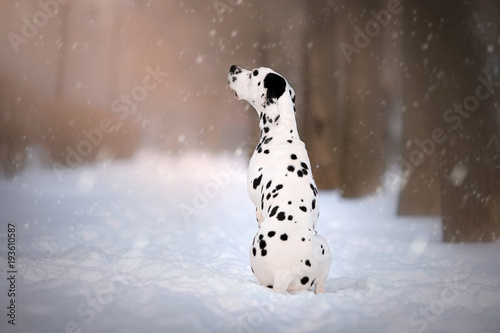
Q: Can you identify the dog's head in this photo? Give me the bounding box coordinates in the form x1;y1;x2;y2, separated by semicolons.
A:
228;65;296;113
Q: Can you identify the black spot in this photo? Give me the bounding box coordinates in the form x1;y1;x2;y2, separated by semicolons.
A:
253;69;259;76
287;165;295;172
274;115;280;123
259;234;264;240
291;154;297;160
301;238;305;242
305;260;311;267
310;183;318;196
280;233;288;241
261;249;267;256
270;206;279;217
297;170;303;177
259;240;266;249
252;248;256;256
277;212;286;221
264;137;273;144
300;276;309;285
268;231;276;237
310;279;316;287
267;285;273;289
264;150;270;154
264;127;270;133
258;82;261;86
322;249;325;255
300;206;307;212
287;140;293;144
301;162;309;170
288;201;292;205
251;267;254;273
253;174;262;189
288;215;293;221
312;199;316;210
266;193;271;200
266;180;272;189
264;73;286;101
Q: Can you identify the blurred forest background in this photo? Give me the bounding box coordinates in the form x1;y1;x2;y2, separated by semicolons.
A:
0;0;499;242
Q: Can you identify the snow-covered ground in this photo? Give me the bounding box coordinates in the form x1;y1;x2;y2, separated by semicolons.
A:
1;151;499;333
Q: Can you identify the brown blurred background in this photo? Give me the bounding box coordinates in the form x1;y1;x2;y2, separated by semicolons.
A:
0;0;499;242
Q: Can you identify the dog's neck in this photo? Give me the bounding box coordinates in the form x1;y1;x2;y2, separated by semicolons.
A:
256;99;300;144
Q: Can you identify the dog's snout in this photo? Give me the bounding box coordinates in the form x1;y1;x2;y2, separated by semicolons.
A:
229;65;241;75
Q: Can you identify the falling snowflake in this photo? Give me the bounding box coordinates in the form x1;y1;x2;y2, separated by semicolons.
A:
449;163;468;186
196;55;205;64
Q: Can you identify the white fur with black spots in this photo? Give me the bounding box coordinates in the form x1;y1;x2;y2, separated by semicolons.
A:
228;65;332;294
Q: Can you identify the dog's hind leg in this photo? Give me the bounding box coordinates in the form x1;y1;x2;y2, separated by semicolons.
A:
314;275;327;294
271;270;293;294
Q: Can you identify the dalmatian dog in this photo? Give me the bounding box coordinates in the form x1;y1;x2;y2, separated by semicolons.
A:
227;65;332;294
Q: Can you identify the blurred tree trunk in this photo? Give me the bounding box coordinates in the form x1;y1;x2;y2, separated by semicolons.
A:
398;2;441;216
302;1;342;189
400;1;500;242
55;2;69;98
337;0;389;197
0;75;28;176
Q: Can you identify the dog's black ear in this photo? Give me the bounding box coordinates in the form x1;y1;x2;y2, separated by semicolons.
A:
264;73;286;103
